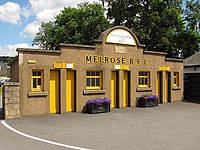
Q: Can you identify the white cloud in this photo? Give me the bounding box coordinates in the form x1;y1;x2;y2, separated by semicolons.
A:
0;2;21;24
36;9;62;22
28;0;67;13
0;43;37;56
21;21;41;38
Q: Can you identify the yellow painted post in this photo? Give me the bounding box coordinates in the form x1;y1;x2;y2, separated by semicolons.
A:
111;72;116;108
166;72;169;103
66;70;74;112
156;72;161;103
50;70;59;113
123;71;128;107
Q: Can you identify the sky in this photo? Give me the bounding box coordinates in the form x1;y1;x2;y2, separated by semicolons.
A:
0;0;99;57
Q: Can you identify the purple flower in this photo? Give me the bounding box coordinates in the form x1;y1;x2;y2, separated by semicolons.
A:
147;95;158;99
140;94;158;100
87;98;111;105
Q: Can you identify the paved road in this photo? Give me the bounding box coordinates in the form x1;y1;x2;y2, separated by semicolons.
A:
0;102;200;150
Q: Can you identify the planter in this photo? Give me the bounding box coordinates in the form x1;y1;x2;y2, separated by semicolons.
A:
86;103;110;114
138;96;158;108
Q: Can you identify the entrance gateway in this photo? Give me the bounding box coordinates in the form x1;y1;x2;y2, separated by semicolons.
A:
50;69;76;114
156;67;172;104
9;26;183;117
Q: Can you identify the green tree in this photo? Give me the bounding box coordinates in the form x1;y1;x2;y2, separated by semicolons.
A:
33;2;110;49
33;21;56;50
105;0;200;58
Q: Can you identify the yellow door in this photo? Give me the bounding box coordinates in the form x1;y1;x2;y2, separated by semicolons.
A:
111;71;116;108
66;70;75;112
156;72;161;103
165;72;169;103
50;70;59;113
123;71;128;107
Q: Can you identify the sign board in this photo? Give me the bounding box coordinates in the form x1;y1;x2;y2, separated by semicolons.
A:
114;64;121;70
27;60;36;64
106;29;136;45
158;66;170;71
114;64;129;70
54;62;66;69
121;65;129;70
66;63;74;69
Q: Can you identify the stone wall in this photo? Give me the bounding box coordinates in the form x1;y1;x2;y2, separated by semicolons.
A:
3;82;20;119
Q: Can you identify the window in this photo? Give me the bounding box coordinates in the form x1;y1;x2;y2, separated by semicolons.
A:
138;71;150;87
86;71;102;89
32;70;43;91
173;72;179;86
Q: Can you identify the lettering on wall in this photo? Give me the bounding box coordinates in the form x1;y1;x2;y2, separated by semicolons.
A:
85;55;149;65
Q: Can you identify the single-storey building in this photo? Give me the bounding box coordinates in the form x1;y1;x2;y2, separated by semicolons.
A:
184;52;200;101
10;26;183;117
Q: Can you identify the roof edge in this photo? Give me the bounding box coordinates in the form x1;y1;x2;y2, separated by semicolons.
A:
166;58;183;62
144;50;167;55
59;43;96;49
16;48;61;54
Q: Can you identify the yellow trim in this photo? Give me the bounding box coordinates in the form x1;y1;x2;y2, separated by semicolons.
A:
158;66;170;71
50;70;59;113
173;72;179;86
32;70;43;91
86;71;102;90
123;71;129;107
138;85;148;88
66;70;75;112
111;71;117;108
54;62;66;68
138;71;150;87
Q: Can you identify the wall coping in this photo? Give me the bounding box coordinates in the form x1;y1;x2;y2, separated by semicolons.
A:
166;58;183;62
4;82;19;86
143;50;167;55
17;48;61;54
59;43;96;49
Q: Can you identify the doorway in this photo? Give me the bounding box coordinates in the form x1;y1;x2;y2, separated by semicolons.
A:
123;71;130;107
66;70;76;112
50;70;60;113
156;72;162;103
111;71;119;108
156;71;171;104
166;72;171;103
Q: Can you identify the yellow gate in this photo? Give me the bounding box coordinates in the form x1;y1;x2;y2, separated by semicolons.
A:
111;71;117;108
66;70;75;112
165;72;169;103
50;70;59;113
123;71;129;107
156;72;161;103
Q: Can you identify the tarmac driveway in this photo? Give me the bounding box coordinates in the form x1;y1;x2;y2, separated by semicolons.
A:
0;102;200;150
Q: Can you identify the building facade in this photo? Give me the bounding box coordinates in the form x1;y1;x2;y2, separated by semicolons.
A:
11;26;183;117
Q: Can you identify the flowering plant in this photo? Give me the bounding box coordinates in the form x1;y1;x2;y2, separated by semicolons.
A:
137;94;158;107
141;94;158;100
87;98;111;105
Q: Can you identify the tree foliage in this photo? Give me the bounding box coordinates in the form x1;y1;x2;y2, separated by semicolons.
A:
106;0;200;58
33;1;200;58
33;2;110;49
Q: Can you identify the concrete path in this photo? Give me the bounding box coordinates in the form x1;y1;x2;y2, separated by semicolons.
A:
0;102;200;150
